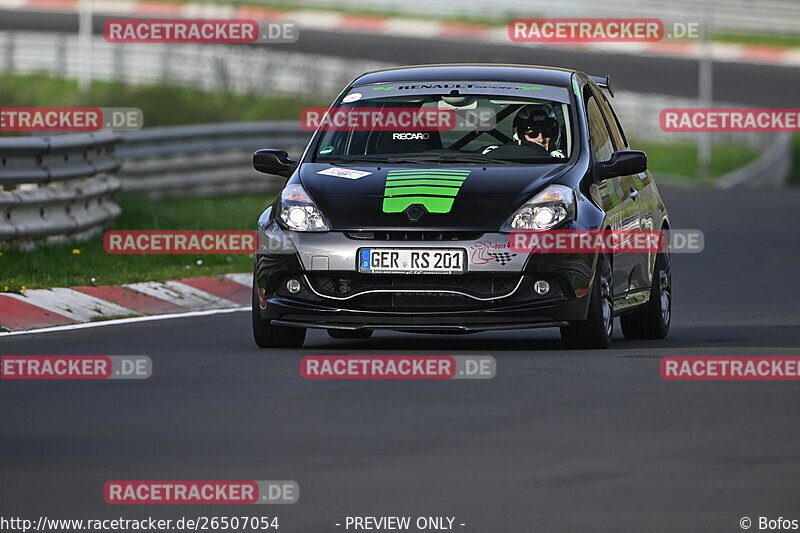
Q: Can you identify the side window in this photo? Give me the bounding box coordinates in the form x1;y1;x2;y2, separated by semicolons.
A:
585;95;614;162
593;88;628;149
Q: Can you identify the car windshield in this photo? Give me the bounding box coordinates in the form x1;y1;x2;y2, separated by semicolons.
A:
312;82;574;164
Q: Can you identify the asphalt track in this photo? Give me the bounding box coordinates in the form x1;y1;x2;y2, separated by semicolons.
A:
1;10;798;107
2;187;800;532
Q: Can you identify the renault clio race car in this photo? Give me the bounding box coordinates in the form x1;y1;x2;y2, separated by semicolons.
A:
251;64;671;349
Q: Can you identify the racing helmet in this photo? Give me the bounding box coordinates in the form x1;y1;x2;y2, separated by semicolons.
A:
513;105;558;147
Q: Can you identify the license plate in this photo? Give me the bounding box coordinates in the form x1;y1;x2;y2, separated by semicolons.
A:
358;248;465;274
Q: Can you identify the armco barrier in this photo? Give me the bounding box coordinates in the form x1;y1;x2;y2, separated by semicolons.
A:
718;131;794;189
0;132;121;242
0;123;310;242
115;121;309;197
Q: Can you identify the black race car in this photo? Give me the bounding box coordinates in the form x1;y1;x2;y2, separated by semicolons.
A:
251;64;671;349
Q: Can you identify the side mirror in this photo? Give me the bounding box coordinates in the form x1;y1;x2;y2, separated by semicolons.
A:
253;149;297;178
594;150;647;182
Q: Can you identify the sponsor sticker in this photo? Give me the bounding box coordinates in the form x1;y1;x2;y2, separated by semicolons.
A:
342;93;363;103
317;167;372;180
471;240;518;266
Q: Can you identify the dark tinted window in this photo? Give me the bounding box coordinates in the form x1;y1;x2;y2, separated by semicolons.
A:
592;86;628;149
585;95;614;162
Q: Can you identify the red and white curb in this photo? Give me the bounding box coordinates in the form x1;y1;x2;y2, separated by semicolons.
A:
0;273;251;333
1;0;798;67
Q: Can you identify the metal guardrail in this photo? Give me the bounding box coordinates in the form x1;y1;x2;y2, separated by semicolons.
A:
116;121;310;197
0;132;121;241
0;123;310;243
1;31;389;101
718;131;794;189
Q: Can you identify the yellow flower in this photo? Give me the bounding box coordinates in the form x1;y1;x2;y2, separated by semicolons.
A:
3;286;7;292
72;249;81;255
20;286;26;291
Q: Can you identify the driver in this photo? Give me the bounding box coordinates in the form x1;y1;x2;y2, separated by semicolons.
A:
483;105;565;158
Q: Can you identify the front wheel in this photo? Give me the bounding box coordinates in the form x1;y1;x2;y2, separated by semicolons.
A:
560;253;613;349
252;270;306;348
620;252;671;339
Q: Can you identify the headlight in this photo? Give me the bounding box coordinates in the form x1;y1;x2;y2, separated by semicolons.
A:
501;185;576;232
279;184;330;232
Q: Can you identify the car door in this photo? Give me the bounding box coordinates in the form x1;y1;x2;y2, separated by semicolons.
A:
584;89;638;299
593;87;653;292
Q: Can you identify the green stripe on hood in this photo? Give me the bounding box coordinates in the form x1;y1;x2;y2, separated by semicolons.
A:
382;170;471;214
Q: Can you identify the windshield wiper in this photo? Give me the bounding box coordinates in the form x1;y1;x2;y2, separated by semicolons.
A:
387;154;512;165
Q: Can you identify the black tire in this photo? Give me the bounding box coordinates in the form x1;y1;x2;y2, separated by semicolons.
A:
327;329;374;339
560;253;613;349
620;252;671;340
252;270;306;348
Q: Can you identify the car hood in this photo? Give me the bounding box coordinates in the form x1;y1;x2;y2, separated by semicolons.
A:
297;162;573;231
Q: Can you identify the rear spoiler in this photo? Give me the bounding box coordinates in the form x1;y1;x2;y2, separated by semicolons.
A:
589;74;614;97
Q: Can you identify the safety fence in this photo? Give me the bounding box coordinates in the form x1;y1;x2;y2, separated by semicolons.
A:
287;0;800;36
0;132;121;242
0;123;310;243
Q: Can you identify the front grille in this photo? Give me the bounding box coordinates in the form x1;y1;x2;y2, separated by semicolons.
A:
352;292;476;310
308;273;522;299
345;231;483;241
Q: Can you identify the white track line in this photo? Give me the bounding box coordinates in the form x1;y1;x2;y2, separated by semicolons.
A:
0;307;248;337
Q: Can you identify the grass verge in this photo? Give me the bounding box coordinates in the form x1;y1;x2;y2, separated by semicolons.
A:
631;140;759;184
790;134;800;185
0;74;326;131
0;192;276;291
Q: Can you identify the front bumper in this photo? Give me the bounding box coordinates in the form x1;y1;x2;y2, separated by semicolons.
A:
255;226;596;332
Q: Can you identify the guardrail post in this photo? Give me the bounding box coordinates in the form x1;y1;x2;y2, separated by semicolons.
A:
56;33;68;77
3;31;14;72
113;44;124;82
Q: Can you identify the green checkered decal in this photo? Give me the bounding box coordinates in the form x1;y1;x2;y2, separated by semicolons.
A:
382;169;471;214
